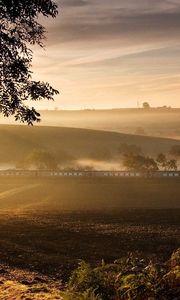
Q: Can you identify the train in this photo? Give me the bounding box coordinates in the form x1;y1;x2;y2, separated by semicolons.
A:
0;170;180;178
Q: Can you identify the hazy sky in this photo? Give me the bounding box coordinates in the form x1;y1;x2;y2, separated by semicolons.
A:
32;0;180;109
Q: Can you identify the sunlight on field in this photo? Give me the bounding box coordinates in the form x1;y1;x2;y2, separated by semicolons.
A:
0;184;41;201
0;279;62;300
0;176;179;211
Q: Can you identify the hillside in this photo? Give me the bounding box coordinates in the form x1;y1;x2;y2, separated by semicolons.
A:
0;124;179;165
1;109;180;139
39;109;180;139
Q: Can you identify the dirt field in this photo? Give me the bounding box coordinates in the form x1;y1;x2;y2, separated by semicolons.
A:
0;209;179;281
0;176;179;280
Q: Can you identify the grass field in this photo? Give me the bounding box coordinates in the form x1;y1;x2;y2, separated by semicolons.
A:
0;175;179;300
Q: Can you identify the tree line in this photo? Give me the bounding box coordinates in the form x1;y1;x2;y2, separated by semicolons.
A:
123;152;177;172
119;144;179;171
15;144;180;171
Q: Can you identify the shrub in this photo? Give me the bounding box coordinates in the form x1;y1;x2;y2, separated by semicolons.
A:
62;289;103;300
65;250;180;300
69;261;106;299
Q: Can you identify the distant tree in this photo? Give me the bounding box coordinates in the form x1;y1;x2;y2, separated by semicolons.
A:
123;151;178;172
156;153;167;170
156;153;178;171
144;157;158;171
166;159;177;171
17;149;75;169
0;0;59;124
83;165;95;171
143;102;150;109
19;150;58;169
123;154;158;171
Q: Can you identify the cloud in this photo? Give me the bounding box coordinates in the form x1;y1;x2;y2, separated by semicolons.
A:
41;0;180;56
32;0;180;109
60;0;88;7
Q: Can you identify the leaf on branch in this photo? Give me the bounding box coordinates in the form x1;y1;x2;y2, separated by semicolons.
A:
0;0;59;124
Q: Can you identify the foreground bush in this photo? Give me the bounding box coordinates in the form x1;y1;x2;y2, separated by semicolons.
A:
62;249;180;300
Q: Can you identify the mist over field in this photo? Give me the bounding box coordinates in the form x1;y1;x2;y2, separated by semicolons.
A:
0;122;180;172
40;108;180;140
1;0;180;297
1;108;180;139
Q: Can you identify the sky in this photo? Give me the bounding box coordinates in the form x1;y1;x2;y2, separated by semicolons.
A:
32;0;180;109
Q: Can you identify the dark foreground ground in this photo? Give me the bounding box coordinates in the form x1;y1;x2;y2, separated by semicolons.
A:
0;209;179;281
0;176;179;281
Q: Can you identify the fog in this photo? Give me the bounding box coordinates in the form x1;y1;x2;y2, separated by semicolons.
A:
61;159;124;171
0;108;180;140
38;109;180;140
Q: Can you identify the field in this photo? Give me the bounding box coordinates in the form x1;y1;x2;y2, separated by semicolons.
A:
0;176;180;210
0;208;179;280
0;208;179;299
0;176;179;277
0;176;179;299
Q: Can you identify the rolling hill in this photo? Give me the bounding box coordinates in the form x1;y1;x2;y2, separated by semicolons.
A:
39;109;180;139
1;109;180;139
0;124;180;165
